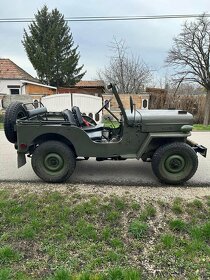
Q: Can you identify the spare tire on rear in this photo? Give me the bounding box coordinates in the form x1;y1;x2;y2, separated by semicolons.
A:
4;102;27;143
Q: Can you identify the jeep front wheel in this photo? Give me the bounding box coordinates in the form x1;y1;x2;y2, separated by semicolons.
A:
32;141;76;183
152;142;198;184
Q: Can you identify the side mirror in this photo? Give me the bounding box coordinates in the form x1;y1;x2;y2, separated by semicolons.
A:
130;96;134;114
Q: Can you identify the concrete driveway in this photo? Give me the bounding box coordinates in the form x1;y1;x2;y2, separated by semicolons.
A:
0;130;210;185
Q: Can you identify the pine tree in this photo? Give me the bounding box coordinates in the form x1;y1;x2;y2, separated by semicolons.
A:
22;5;86;87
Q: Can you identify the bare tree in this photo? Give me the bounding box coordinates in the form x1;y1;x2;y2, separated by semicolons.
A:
166;15;210;125
98;38;151;94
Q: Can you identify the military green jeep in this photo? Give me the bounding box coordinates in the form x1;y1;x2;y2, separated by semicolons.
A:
4;84;207;184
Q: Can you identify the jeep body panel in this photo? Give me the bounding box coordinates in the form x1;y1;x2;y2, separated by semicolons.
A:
16;120;191;161
126;109;193;131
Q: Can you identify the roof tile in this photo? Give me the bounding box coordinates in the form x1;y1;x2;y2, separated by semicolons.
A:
0;58;38;82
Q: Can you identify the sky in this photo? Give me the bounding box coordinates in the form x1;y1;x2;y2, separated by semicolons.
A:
0;0;210;86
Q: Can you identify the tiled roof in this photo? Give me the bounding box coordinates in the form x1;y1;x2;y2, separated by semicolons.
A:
75;80;105;88
0;58;38;82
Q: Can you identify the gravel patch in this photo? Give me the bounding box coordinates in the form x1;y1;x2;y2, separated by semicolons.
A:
0;182;209;202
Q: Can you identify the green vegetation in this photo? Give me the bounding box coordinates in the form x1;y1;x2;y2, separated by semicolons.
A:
0;111;4;129
193;124;210;131
0;189;209;279
103;119;120;128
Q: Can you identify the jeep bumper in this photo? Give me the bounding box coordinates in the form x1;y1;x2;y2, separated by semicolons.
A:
187;139;207;157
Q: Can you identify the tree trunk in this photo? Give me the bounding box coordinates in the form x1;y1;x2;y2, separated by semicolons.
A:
203;90;210;125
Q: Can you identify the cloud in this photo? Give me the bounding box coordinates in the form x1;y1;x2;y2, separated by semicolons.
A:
0;0;209;80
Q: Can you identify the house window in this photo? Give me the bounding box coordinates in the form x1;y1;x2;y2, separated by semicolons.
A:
7;85;20;95
142;99;148;109
10;88;20;95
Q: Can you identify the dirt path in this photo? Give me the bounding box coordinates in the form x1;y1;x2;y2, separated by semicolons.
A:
0;182;209;202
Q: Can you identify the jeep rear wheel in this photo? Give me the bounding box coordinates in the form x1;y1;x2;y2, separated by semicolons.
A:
4;102;27;143
32;141;76;183
152;142;198;184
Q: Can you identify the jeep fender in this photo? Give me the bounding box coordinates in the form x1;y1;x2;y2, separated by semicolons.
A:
136;132;191;159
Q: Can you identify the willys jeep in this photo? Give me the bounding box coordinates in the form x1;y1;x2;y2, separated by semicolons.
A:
4;84;207;184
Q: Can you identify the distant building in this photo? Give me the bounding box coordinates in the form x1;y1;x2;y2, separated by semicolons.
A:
58;80;106;96
0;59;56;105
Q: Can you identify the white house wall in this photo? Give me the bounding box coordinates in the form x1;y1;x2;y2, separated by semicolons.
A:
0;80;26;95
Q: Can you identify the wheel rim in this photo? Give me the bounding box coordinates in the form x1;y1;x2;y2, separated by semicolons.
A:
164;155;185;173
44;153;64;172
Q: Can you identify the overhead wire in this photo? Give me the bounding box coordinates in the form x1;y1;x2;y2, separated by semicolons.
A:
0;13;209;23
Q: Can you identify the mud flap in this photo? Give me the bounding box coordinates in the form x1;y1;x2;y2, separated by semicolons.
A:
17;152;26;168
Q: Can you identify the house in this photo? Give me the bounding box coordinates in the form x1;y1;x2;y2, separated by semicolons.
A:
57;80;106;96
0;59;56;106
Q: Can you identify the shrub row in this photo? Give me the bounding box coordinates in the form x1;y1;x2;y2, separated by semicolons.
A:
149;93;207;124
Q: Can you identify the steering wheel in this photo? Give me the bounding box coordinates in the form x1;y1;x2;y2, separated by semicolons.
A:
96;98;112;114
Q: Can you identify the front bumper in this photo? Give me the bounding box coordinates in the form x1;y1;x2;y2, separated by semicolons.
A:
187;139;207;157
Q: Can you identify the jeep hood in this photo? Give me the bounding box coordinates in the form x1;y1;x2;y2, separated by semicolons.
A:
126;109;194;132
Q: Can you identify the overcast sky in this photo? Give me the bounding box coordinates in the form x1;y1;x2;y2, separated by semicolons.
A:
0;0;210;85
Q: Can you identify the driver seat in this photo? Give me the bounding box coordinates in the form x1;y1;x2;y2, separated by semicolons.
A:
72;106;104;141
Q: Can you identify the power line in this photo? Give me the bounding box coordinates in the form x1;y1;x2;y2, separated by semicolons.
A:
0;13;209;23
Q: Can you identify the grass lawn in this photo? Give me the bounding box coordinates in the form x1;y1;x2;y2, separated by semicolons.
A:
193;124;210;131
0;189;209;280
0;123;3;129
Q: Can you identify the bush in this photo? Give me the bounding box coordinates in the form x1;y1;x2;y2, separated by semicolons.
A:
149;92;207;124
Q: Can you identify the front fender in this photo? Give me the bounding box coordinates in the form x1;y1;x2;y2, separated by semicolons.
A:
136;132;191;159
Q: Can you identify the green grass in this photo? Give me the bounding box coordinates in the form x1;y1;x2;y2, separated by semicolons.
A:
129;220;148;239
103;119;120;128
171;197;183;214
0;122;3;129
0;189;209;279
193;124;210;131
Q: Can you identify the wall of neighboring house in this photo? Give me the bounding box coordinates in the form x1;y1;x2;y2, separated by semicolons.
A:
102;93;149;119
58;87;104;96
0;80;57;108
25;84;56;96
103;94;149;111
0;80;26;95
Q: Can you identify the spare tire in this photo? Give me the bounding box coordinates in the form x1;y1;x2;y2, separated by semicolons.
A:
4;102;27;143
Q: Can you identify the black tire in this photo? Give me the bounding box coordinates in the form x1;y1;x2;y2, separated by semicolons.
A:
31;141;76;183
152;142;198;184
4;102;27;143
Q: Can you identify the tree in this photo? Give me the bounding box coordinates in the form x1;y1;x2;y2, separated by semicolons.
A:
22;5;85;87
166;15;210;125
98;38;151;94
